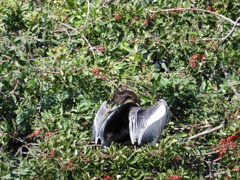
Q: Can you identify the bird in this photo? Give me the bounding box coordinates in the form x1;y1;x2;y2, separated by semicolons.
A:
92;90;170;149
153;58;171;73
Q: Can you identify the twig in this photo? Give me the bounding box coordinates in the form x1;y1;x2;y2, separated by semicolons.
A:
60;0;66;7
150;8;240;26
201;16;240;41
15;146;23;156
1;55;11;63
170;111;180;121
57;21;78;32
57;21;96;58
109;48;143;67
15;145;37;157
0;60;10;63
183;124;224;141
222;62;240;100
196;151;218;156
171;124;211;131
85;0;90;24
2;55;12;60
81;35;96;58
150;8;240;41
8;79;19;96
204;169;227;179
14;138;39;157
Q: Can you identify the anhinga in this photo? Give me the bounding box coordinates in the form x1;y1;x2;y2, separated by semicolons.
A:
92;90;170;148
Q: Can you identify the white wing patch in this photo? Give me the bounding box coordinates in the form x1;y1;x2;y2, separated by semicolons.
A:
129;99;170;145
93;101;114;144
147;105;166;126
129;107;141;144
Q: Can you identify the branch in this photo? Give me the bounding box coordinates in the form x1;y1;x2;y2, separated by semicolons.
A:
170;111;180;121
57;21;96;57
150;8;240;26
2;54;12;60
197;151;218;156
222;62;240;100
85;0;90;24
82;35;96;58
183;124;224;141
204;169;227;179
8;79;19;96
201;16;240;41
109;48;143;68
150;8;240;41
171;124;211;131
57;21;78;32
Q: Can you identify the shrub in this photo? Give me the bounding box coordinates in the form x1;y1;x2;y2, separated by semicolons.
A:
0;0;239;179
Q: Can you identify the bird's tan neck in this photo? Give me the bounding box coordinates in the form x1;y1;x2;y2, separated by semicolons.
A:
122;98;135;105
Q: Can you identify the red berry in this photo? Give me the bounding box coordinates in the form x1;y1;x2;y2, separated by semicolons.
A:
191;54;198;60
207;6;212;11
189;60;197;68
91;69;99;75
190;38;195;42
200;53;206;61
168;175;182;180
143;20;148;25
45;132;55;136
49;151;55;156
150;16;154;20
104;175;111;180
193;125;198;129
114;15;121;20
26;129;42;138
100;76;106;80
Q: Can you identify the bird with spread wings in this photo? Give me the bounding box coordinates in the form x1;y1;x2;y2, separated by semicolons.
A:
92;90;170;149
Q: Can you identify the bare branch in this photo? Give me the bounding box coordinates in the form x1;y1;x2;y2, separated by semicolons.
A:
57;21;96;57
150;8;240;41
183;124;224;141
85;0;90;24
222;62;240;100
198;151;218;156
201;16;240;41
150;8;240;26
171;124;211;131
82;35;96;58
8;79;19;96
108;48;143;68
170;111;180;121
57;21;78;32
204;169;227;179
2;55;12;60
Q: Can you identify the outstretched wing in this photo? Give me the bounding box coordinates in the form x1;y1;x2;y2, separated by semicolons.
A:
129;106;141;144
129;99;170;145
92;101;110;144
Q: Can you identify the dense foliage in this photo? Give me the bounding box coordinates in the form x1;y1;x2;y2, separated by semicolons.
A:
0;0;239;179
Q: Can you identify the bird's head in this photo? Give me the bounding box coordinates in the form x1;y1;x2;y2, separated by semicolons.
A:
111;90;138;106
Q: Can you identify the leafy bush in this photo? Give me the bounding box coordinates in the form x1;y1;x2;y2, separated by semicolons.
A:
0;0;239;179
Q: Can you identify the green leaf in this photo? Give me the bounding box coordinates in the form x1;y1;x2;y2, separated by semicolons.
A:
228;81;240;86
12;70;21;78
